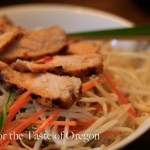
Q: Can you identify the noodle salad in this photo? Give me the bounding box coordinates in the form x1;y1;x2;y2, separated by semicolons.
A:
0;15;150;150
0;41;150;150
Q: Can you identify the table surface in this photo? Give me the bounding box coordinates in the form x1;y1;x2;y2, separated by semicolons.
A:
0;0;150;149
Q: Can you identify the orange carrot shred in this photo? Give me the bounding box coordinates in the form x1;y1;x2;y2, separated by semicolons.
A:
34;109;61;135
76;121;93;126
0;140;11;149
8;90;32;112
102;71;136;117
6;96;31;123
0;108;47;146
82;79;104;92
6;90;32;124
5;120;76;130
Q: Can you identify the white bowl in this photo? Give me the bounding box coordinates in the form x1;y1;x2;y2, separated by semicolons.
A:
0;4;149;150
0;4;133;32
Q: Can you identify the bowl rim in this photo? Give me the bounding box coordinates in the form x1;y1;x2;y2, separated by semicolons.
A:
0;3;133;28
109;118;150;150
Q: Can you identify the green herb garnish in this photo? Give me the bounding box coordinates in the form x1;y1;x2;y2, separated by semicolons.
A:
0;91;12;133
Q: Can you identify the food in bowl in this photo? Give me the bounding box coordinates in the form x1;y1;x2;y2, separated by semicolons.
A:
0;16;150;150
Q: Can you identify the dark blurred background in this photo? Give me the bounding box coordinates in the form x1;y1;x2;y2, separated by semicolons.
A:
0;0;150;149
0;0;150;25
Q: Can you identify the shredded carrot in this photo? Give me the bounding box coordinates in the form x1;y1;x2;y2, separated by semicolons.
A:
5;120;76;129
6;96;31;123
0;140;11;149
91;104;103;112
82;79;104;92
57;121;94;134
3;121;20;133
6;90;32;124
34;109;61;135
8;90;32;112
102;71;136;117
101;131;120;137
76;121;93;126
0;108;47;146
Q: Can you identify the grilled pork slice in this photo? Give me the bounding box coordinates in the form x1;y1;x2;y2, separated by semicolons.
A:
0;26;67;63
68;41;100;54
0;16;13;26
13;54;103;77
0;61;81;108
0;20;23;54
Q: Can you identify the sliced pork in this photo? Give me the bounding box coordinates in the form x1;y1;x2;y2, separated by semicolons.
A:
0;61;81;108
0;16;13;26
0;26;67;63
68;41;100;54
0;16;23;54
13;54;103;77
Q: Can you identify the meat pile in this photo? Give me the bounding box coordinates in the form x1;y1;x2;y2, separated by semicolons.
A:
0;16;103;109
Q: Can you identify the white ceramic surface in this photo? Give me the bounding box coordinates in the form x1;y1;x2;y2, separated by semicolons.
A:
0;4;133;32
0;4;149;150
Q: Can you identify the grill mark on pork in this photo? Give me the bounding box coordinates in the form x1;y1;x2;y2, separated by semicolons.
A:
12;54;103;77
0;61;82;108
0;26;67;63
